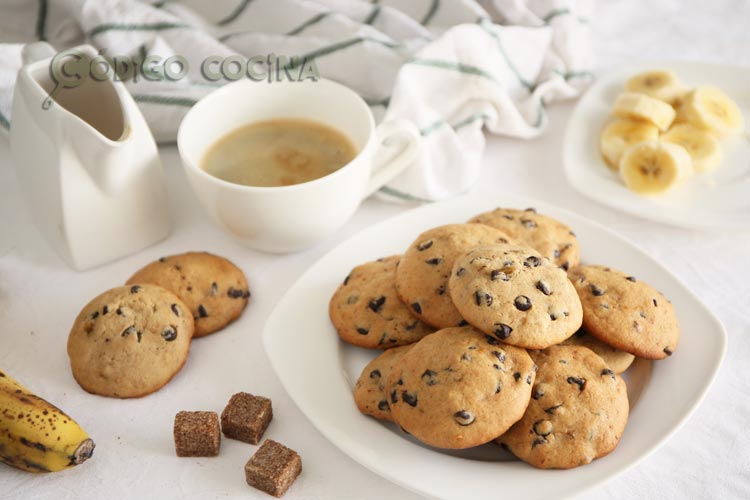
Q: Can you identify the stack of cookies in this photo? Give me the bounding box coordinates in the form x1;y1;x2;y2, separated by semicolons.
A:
329;208;680;469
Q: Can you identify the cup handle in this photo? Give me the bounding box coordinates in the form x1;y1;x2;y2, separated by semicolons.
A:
365;118;421;197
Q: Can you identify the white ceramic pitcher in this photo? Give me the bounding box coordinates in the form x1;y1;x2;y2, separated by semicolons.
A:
10;42;170;270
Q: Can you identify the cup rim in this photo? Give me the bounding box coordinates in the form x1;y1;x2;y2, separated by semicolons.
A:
177;77;376;193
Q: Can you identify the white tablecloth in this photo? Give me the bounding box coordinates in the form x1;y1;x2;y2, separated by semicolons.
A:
2;1;749;498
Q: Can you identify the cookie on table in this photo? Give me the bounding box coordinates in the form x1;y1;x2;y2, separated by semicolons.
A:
560;329;635;374
448;245;583;349
385;326;536;449
568;265;679;360
126;251;250;337
395;224;512;329
498;345;629;469
353;345;413;421
330;256;433;349
468;207;580;270
67;284;194;398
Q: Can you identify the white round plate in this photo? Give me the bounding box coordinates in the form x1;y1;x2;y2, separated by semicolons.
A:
563;62;750;230
263;193;726;499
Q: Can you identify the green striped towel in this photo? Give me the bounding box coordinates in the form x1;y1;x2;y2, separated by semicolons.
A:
0;0;593;203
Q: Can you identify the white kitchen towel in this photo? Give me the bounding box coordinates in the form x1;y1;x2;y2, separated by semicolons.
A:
0;0;593;203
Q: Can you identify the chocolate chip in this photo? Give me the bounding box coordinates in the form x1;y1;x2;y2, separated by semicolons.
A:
549;313;557;321
377;400;389;411
494;323;512;339
210;282;218;296
343;274;351;285
417;240;433;251
161;326;177;341
524;256;541;267
532;438;546;448
601;368;615;380
475;291;492;306
560;262;569;271
426;257;442;266
174;264;182;271
411;302;422;314
626;276;637;282
513;372;521;381
533;419;552;437
454;410;475;426
405;321;419;331
491;269;509;281
502;214;514;220
116;307;123;316
639;311;647;319
436;285;446;295
227;287;246;298
370;369;381;380
544;404;562;414
492;351;506;363
525;207;537;213
567;376;586;391
521;219;537;229
663;347;673;356
121;325;136;337
553;249;561;258
187;286;193;292
461;353;472;362
486;335;500;345
456;267;466;276
458;319;469;326
395;378;403;385
130;285;140;294
402;391;418;407
390;389;398;404
532;388;545;399
468;346;477;350
536;281;551;295
158;257;167;263
368;296;386;313
90;311;99;320
198;305;208;318
171;304;180;317
421;369;438;386
102;305;109;315
356;327;369;335
590;284;604;296
514;295;532;311
653;298;659;307
495;382;503;393
526;374;532;385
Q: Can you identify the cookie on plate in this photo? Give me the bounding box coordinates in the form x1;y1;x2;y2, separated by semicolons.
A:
498;345;629;469
468;207;580;270
560;329;635;374
127;251;250;337
353;345;413;421
385;326;536;449
448;245;583;349
330;256;433;349
395;224;512;329
568;265;679;360
67;284;194;398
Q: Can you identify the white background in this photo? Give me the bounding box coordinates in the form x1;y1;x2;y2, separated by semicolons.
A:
2;1;750;498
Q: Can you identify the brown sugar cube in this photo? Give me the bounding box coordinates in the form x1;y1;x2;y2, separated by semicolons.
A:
245;439;302;497
173;411;221;457
221;392;272;444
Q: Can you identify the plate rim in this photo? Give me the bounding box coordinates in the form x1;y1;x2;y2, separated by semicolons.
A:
263;192;728;499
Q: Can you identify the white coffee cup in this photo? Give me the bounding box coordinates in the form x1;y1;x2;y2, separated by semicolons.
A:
178;78;420;253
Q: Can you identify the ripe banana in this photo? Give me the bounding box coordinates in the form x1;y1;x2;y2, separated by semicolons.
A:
600;118;659;170
662;123;723;173
0;369;95;472
625;70;683;104
613;92;676;131
619;140;693;195
682;85;745;137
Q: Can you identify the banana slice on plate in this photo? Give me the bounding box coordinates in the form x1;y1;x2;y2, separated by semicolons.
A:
600;118;659;170
625;70;683;104
661;123;723;173
613;92;676;131
619;140;693;195
682;85;745;137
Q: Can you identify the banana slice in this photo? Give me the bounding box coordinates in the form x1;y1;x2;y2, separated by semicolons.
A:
661;123;722;173
670;90;692;124
682;85;745;137
619;141;693;195
600;118;659;170
625;70;683;103
613;92;676;131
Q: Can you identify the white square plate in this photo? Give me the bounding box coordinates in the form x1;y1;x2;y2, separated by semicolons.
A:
563;62;750;230
263;193;726;499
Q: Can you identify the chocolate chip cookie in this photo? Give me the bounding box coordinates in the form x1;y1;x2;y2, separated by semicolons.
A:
395;224;512;329
468;208;580;270
568;265;679;360
330;256;433;349
449;245;583;349
560;329;635;374
127;252;250;337
385;326;536;449
498;345;629;469
353;345;413;421
67;284;194;398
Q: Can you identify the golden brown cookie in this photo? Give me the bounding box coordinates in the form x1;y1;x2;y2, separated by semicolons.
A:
127;252;250;337
560;329;635;374
353;345;413;421
330;256;433;349
67;284;194;398
449;245;583;349
385;327;536;449
395;224;512;329
568;265;679;360
498;345;629;469
468;207;580;270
